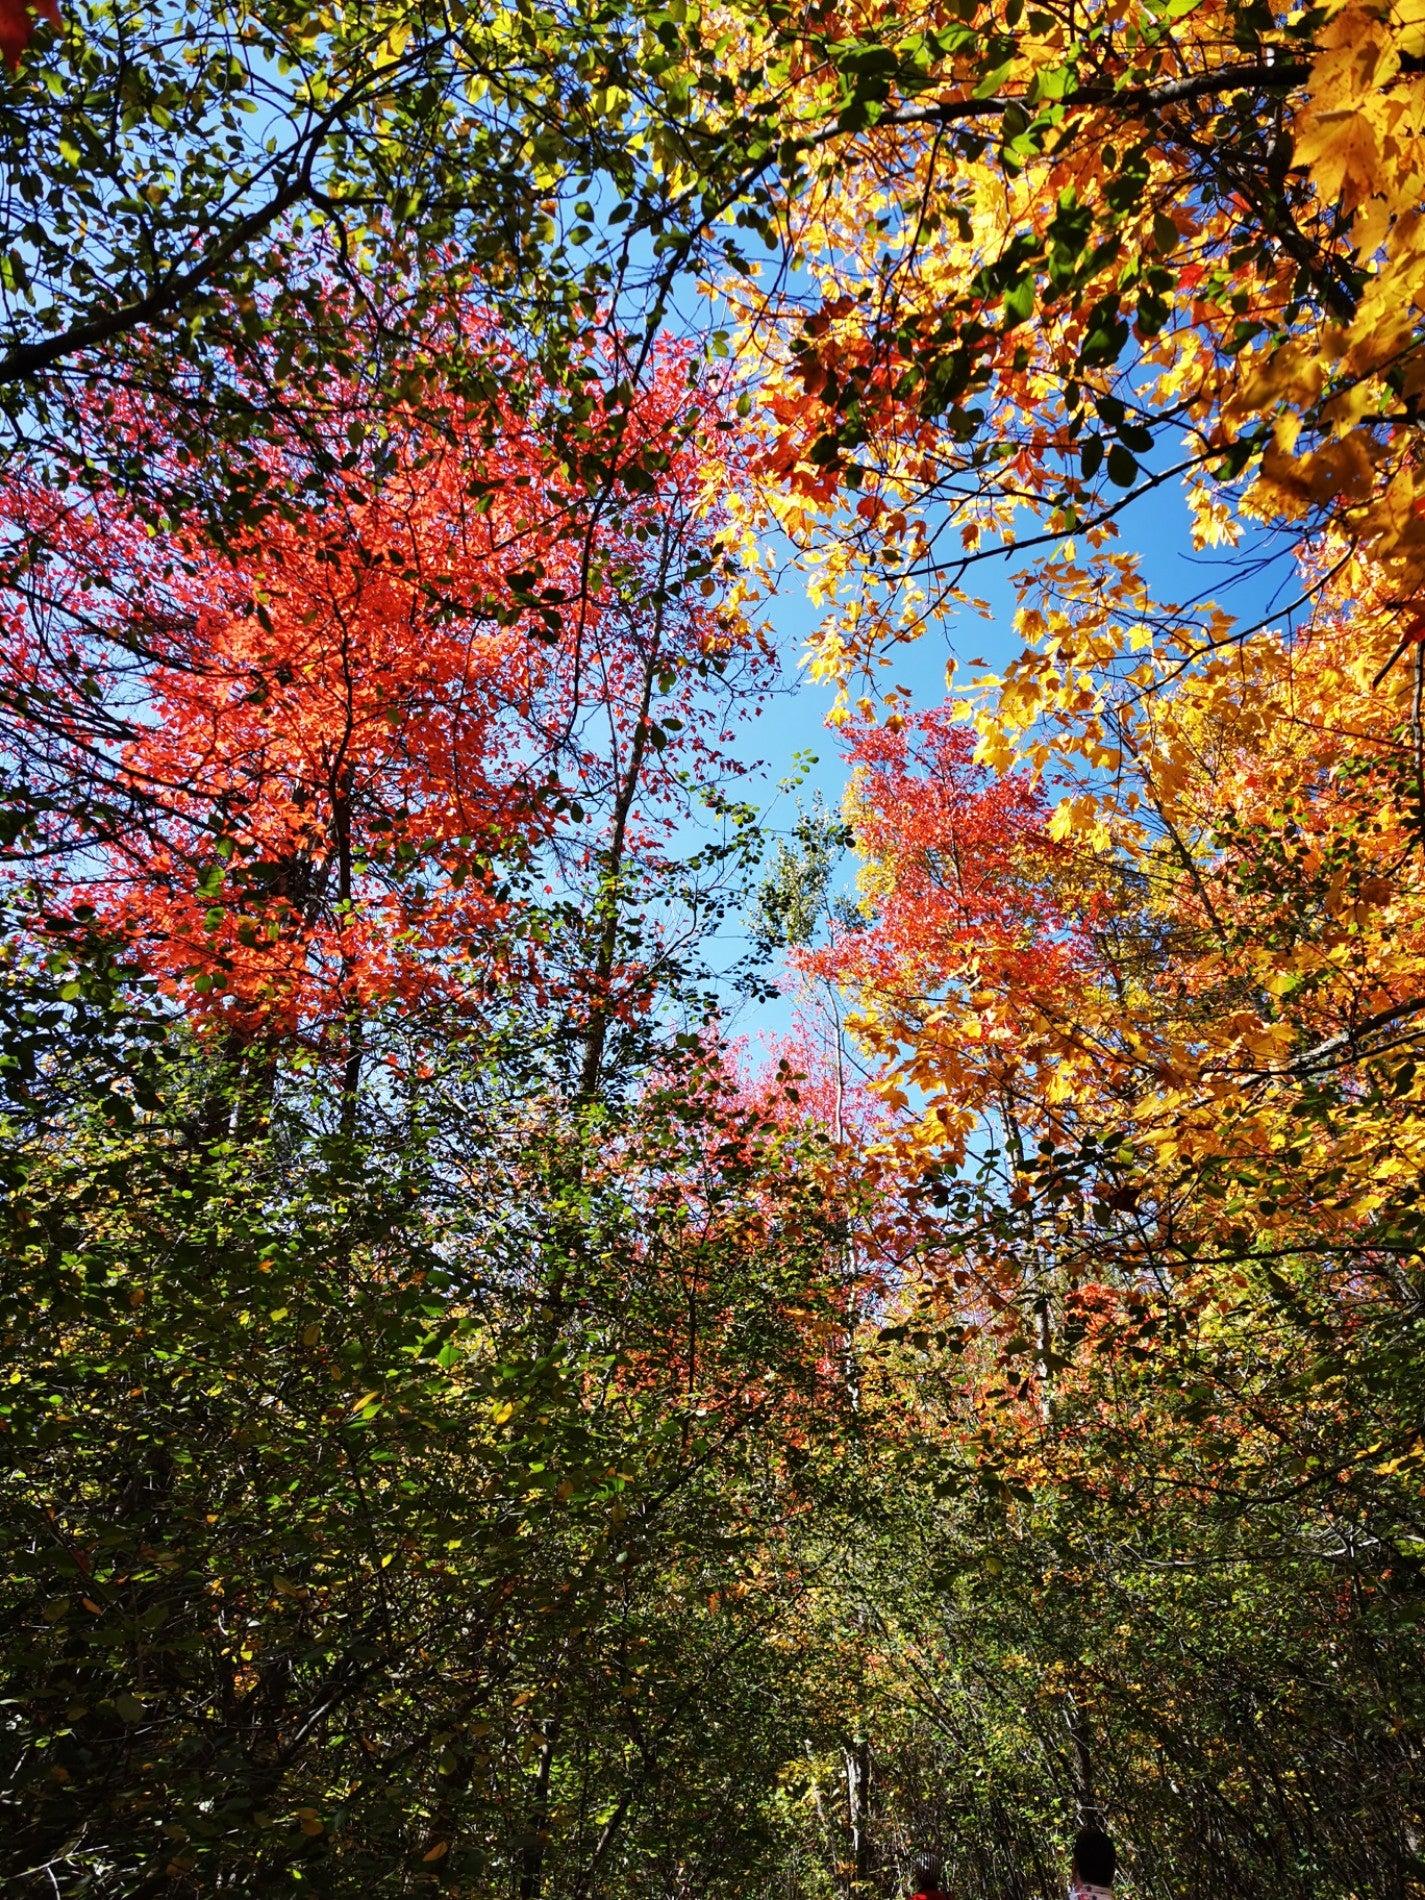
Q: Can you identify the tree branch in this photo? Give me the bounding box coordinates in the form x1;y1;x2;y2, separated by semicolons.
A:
0;58;407;389
855;58;1313;141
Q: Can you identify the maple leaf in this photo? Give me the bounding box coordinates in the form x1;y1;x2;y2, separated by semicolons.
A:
1292;107;1382;213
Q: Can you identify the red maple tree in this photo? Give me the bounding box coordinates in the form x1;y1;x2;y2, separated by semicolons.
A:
0;307;745;1062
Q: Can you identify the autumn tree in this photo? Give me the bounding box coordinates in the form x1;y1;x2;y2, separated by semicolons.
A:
0;0;807;528
1;292;767;1099
675;0;1425;1888
0;266;870;1894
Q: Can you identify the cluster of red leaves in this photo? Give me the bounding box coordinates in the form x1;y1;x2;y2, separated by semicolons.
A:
801;708;1086;1018
0;0;58;71
0;317;735;1040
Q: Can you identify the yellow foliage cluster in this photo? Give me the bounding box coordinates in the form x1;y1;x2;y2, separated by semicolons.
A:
708;0;1425;1281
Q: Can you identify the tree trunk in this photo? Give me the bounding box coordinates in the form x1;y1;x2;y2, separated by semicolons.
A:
845;1735;872;1892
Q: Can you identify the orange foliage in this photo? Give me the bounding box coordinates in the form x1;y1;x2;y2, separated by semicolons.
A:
1;318;735;1042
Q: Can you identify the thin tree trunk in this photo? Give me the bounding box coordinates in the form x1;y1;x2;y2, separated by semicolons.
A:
845;1735;872;1891
519;1718;559;1899
576;647;658;1105
1065;1694;1098;1825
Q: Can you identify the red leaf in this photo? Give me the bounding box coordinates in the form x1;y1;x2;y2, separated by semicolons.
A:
0;0;59;70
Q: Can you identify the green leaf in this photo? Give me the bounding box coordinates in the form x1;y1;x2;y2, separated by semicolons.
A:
1106;442;1138;486
1003;276;1035;326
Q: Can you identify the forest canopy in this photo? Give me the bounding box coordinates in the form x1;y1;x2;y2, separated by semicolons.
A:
1;0;1423;1894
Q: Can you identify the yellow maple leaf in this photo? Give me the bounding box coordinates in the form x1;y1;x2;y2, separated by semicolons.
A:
1293;107;1382;213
